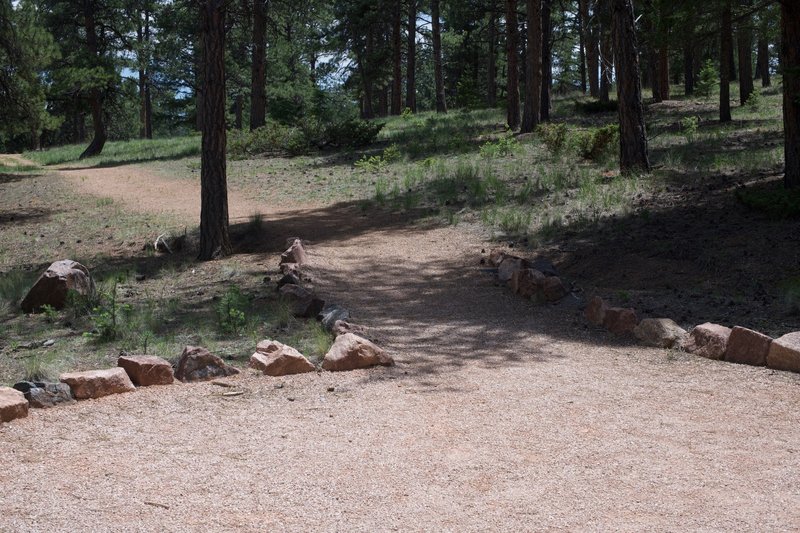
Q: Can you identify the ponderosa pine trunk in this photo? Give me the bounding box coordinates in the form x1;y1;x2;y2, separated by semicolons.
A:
521;0;541;133
488;8;498;107
599;17;612;104
391;0;402;115
782;1;800;188
756;37;771;87
578;0;587;93
737;12;754;106
250;0;267;130
587;0;599;97
611;0;650;173
506;0;520;129
198;0;232;260
540;0;552;121
406;0;417;112
432;0;447;113
79;1;107;159
657;46;670;100
720;1;733;122
137;7;153;139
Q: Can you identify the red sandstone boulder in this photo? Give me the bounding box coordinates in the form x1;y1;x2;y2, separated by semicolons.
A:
21;260;95;313
510;269;546;298
682;323;732;360
633;318;687;348
541;276;568;302
488;248;508;267
603;307;638;336
724;327;772;366
279;284;325;318
585;296;607;326
322;333;394;371
331;320;370;338
0;387;28;423
767;332;800;373
59;368;136;400
250;340;315;376
497;256;527;283
280;239;307;265
118;355;175;386
175;346;240;383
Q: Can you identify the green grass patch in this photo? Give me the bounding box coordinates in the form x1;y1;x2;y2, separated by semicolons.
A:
25;136;201;167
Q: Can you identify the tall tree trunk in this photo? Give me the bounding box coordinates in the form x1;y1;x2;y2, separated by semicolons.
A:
720;1;732;122
587;0;599;97
578;0;587;93
657;45;670;100
391;0;402;115
611;0;650;173
198;0;232;260
79;1;107;159
540;0;552;121
684;40;695;96
757;37;771;87
599;16;612;104
782;1;800;188
432;0;447;113
233;94;243;129
521;0;541;133
250;0;267;130
737;12;754;105
406;0;417;112
505;0;520;129
488;7;498;107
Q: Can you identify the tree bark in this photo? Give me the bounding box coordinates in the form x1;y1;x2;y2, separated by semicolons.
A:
250;0;267;130
198;0;232;260
611;0;650;173
578;0;587;93
521;0;541;133
79;0;107;159
505;0;520;129
488;7;498;107
657;45;670;100
720;1;732;122
757;37;771;87
782;1;800;188
391;0;402;115
737;12;754;105
406;0;417;112
599;16;612;104
432;0;447;113
540;0;552;121
587;0;600;97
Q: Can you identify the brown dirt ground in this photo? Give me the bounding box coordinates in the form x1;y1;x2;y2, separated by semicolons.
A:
2;162;800;531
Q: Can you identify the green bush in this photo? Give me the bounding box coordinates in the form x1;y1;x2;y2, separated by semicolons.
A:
573;124;619;160
538;123;569;155
228;121;309;157
680;116;699;143
696;60;717;98
324;118;384;147
480;135;520;158
216;286;249;335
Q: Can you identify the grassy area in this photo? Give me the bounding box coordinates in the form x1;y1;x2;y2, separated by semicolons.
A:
24;136;201;167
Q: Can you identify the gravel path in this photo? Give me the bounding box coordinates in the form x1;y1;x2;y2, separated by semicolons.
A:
2;164;800;531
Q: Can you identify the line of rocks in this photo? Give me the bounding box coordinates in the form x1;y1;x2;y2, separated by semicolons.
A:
1;239;395;425
486;247;800;376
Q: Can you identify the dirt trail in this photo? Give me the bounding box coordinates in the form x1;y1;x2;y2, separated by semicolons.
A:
2;162;800;531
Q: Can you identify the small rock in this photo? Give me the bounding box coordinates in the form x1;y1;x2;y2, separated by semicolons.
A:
280;239;307;265
118;355;175;386
327;386;335;392
135;273;146;282
279;284;325;318
277;273;301;289
322;333;394;371
13;381;74;408
42;339;55;347
682;323;732;360
767;332;800;373
318;304;351;331
497;256;527;283
249;340;315;376
331;320;369;338
0;387;28;423
585;296;608;326
724;326;772;366
510;269;545;298
279;263;301;277
488;248;508;267
541;276;568;302
603;307;638;336
59;368;136;400
21;260;95;313
174;346;240;383
633;318;687;348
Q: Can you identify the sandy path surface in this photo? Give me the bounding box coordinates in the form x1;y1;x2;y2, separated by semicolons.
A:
2;162;800;531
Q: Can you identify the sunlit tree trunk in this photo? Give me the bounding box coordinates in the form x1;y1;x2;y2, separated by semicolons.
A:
79;0;107;159
521;0;541;133
198;0;232;260
611;0;650;173
505;0;520;129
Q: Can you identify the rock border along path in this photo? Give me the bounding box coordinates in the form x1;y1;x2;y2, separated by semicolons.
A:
1;161;800;530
